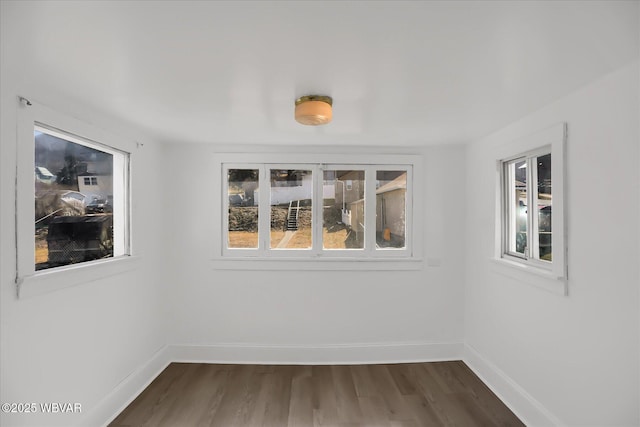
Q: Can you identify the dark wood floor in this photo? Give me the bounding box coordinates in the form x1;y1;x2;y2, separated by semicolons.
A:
110;361;524;426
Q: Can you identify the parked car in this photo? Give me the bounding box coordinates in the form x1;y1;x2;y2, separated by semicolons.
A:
229;194;244;206
86;196;113;214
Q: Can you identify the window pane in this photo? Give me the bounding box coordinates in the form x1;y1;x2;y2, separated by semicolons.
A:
227;169;259;249
270;169;312;249
507;159;527;255
35;129;114;270
376;171;406;249
323;170;365;249
537;153;552;261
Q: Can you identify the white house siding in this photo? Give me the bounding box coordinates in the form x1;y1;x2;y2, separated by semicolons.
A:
78;175;113;200
376;189;406;238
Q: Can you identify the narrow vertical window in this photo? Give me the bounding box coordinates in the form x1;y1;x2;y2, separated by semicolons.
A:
494;124;567;288
323;170;365;249
227;169;259;249
270;169;312;249
505;158;528;256
376;170;406;249
536;153;552;261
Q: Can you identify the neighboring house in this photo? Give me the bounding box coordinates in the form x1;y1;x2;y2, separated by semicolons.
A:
258;170;313;206
376;172;406;242
334;171;364;211
77;172;112;200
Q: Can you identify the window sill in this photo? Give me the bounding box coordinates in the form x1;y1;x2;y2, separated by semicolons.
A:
490;257;567;296
17;255;140;299
212;257;424;271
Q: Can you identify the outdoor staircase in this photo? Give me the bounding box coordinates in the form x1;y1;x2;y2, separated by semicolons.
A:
286;200;301;230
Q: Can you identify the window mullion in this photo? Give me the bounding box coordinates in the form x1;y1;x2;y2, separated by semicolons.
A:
531;156;540;260
364;166;376;255
259;165;270;255
505;162;514;255
312;164;322;255
526;157;535;259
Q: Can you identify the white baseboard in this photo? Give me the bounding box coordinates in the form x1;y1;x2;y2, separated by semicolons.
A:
168;341;464;365
82;345;171;427
463;344;563;427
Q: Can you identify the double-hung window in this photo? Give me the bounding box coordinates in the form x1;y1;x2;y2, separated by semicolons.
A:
497;123;567;288
218;154;420;263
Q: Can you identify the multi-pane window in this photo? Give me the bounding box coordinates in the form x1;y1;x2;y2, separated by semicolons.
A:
495;123;566;289
502;149;552;264
223;164;412;257
34;125;129;271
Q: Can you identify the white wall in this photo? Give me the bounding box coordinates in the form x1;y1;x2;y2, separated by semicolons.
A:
464;61;640;425
0;5;167;426
161;144;466;362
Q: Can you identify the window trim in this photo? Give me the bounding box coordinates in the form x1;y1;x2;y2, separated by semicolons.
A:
216;153;422;267
494;123;567;293
15;97;136;298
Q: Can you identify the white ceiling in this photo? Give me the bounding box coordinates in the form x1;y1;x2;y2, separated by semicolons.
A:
3;1;639;146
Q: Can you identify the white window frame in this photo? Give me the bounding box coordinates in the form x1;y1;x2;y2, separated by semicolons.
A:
215;153;422;270
502;146;551;266
15;97;137;298
494;123;567;294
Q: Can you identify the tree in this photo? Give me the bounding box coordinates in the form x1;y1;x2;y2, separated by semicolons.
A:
56;154;80;188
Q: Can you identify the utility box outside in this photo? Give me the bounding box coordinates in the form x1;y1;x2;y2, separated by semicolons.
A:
46;215;113;266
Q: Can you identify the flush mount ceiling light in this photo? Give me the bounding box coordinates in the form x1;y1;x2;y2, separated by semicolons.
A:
294;95;333;126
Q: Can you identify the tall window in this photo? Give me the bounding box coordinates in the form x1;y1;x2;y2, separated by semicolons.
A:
503;149;552;264
496;124;570;295
496;124;566;290
227;168;259;249
323;170;365;250
222;163;413;258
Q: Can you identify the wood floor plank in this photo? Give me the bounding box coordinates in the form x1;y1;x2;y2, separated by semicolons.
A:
332;366;364;424
449;361;524;425
109;361;524;427
260;366;293;426
358;395;391;427
109;362;186;426
206;364;260;426
350;365;379;398
366;365;414;422
403;394;445;427
156;364;226;427
310;366;339;426
288;366;315;427
386;364;418;396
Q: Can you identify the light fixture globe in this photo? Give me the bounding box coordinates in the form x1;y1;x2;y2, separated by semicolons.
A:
294;95;333;126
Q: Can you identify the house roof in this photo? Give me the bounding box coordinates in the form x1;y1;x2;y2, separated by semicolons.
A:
376;174;406;194
77;172;108;177
35;166;54;177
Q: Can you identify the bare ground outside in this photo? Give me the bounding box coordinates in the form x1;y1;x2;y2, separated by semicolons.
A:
35;228;48;264
228;227;360;250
